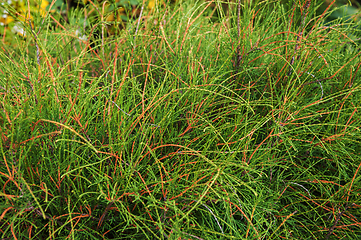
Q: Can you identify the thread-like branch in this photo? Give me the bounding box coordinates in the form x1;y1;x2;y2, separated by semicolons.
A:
325;204;354;239
234;0;242;80
288;0;311;76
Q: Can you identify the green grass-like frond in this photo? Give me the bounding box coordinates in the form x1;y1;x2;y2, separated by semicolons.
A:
0;0;360;239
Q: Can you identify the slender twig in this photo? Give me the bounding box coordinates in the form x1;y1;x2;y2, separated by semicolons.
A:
202;203;224;234
288;0;311;76
97;201;113;231
289;182;311;198
133;3;145;52
180;231;204;240
110;101;131;116
234;0;242;79
305;71;323;100
325;204;353;239
28;20;40;68
228;185;243;220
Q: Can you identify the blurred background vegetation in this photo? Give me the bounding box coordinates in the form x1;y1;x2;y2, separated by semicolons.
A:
1;0;360;47
0;0;361;33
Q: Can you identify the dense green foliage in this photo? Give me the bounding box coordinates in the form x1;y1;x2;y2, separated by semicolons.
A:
0;0;361;239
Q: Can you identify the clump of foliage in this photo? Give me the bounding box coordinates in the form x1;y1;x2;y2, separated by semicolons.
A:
0;0;360;239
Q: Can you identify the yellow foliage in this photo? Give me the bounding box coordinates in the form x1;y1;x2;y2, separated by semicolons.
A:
1;0;50;32
105;6;125;23
148;0;165;10
148;0;155;9
0;0;55;37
